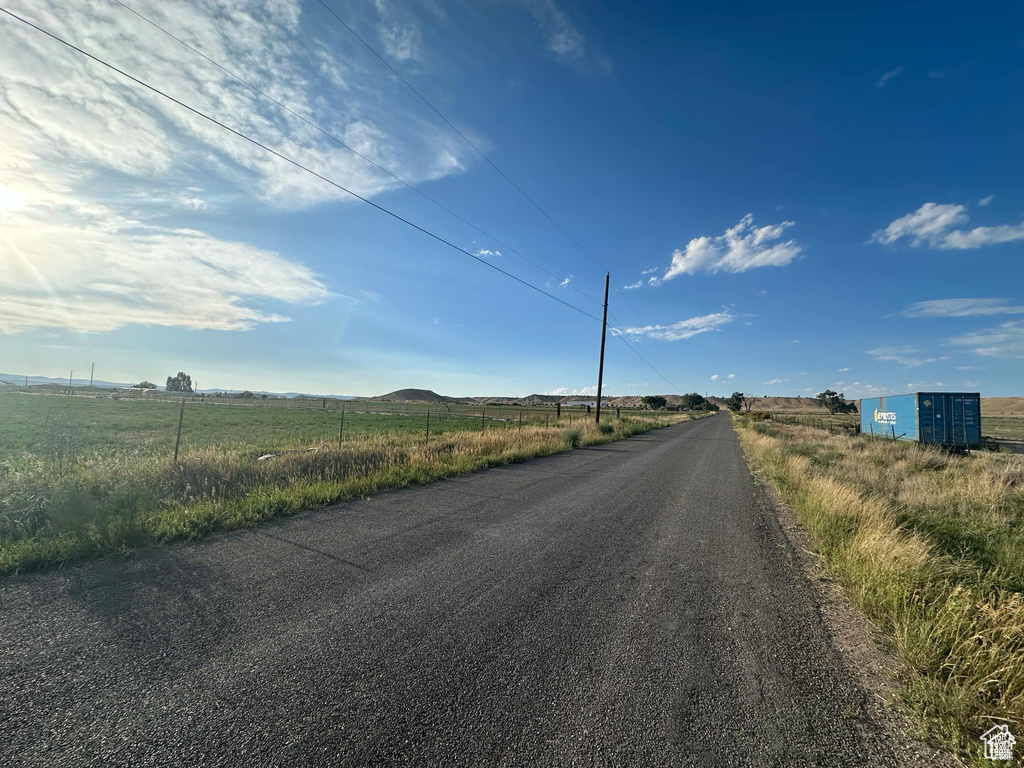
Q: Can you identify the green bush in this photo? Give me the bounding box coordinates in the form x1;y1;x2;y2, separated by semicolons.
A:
597;423;614;435
563;428;582;448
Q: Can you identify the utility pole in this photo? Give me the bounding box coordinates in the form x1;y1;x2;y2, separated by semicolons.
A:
595;272;610;424
89;362;94;388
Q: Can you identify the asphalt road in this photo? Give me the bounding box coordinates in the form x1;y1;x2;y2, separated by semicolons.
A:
1;414;902;766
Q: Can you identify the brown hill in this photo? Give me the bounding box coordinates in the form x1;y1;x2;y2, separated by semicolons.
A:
981;397;1024;416
372;388;459;403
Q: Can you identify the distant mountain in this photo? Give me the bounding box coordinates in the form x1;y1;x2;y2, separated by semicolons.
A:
0;372;134;389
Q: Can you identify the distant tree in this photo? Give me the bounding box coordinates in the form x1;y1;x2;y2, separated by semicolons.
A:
726;392;744;412
239;390;255;399
816;389;848;415
741;394;759;413
134;380;156;389
260;393;268;400
681;392;707;411
165;372;193;392
642;395;667;410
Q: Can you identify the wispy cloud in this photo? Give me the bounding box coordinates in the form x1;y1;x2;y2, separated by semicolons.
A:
623;280;642;290
899;298;1024;318
763;378;782;385
476;248;502;257
866;346;936;367
521;0;604;71
710;374;719;380
545;385;597;396
727;373;735;380
872;203;1024;250
838;367;849;372
659;214;801;280
949;321;1024;359
559;275;573;287
623;311;734;342
0;203;330;333
978;195;995;207
0;0;475;333
877;67;903;87
374;0;421;61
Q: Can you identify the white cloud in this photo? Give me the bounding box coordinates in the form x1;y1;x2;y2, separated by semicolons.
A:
661;214;801;279
0;0;477;332
949;321;1024;359
623;280;642;289
877;67;902;87
710;374;719;380
523;0;585;61
872;203;1024;250
559;275;572;287
965;380;980;387
640;266;658;275
374;0;421;61
0;201;329;333
866;346;936;367
838;367;849;372
727;373;735;380
899;298;1024;318
624;311;733;341
476;248;502;257
978;195;994;207
545;385;597;396
763;378;782;385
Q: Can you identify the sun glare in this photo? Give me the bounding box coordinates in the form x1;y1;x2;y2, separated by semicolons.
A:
0;185;25;214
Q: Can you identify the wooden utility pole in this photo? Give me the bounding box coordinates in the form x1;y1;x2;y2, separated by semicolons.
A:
595;273;610;424
89;363;94;388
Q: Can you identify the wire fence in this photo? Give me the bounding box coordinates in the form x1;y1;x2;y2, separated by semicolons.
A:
1;386;666;465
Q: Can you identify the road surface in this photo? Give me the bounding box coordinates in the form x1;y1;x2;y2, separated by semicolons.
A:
1;414;903;766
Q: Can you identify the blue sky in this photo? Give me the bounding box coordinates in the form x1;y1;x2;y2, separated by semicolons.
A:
1;0;1022;397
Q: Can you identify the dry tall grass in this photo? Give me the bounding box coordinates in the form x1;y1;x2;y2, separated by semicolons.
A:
0;414;692;575
734;417;1024;764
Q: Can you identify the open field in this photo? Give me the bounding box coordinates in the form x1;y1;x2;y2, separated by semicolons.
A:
0;392;695;576
734;414;1024;765
0;393;582;460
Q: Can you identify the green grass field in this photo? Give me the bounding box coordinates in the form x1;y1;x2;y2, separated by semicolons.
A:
0;393;592;461
0;392;693;576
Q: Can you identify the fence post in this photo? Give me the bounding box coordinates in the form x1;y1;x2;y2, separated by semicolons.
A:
519;410;522;433
546;415;549;428
616;406;621;419
556;402;561;420
425;406;430;443
481;408;485;431
173;397;185;465
891;425;896;442
339;403;345;447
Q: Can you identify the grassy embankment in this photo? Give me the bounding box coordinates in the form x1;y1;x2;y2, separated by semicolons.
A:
733;414;1023;765
0;393;694;576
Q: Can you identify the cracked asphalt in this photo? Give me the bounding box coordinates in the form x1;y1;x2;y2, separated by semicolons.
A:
0;414;903;766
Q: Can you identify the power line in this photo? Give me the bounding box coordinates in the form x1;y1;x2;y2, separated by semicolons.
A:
310;2;684;392
314;0;608;272
613;334;680;393
4;5;685;394
0;6;601;324
108;0;604;308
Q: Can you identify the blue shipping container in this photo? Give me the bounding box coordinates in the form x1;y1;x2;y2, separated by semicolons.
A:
860;392;981;447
